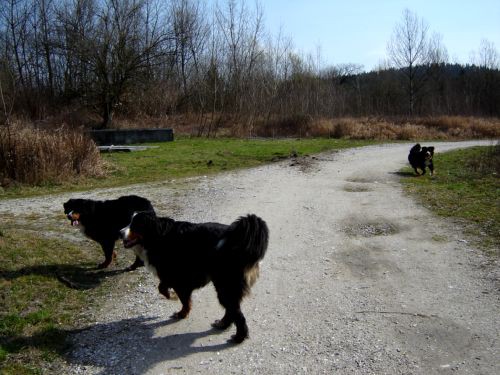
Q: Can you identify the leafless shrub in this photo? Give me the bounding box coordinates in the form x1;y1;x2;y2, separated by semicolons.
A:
0;123;104;186
254;114;313;137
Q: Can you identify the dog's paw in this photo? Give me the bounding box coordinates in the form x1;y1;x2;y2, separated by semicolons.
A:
163;290;172;299
171;310;189;319
229;332;248;344
126;261;144;272
211;319;231;330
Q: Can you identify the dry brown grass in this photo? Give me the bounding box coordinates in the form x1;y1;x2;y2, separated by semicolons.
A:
253;114;313;137
46;109;498;140
0;122;104;187
161;114;499;140
306;116;500;140
413;116;500;139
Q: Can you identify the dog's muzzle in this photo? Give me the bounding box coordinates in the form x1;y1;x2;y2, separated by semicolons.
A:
66;211;80;226
120;226;129;240
121;226;141;248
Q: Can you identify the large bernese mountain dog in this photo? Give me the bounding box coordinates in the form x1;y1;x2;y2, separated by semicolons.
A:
63;195;155;269
120;211;269;343
408;143;435;176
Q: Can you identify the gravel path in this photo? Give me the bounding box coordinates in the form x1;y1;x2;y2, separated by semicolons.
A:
1;141;498;374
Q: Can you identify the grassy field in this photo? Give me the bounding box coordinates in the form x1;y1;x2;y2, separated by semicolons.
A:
1;137;376;199
0;229;92;374
0;226;142;374
401;145;499;255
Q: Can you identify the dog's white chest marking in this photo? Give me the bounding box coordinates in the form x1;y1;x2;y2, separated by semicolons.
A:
132;245;158;278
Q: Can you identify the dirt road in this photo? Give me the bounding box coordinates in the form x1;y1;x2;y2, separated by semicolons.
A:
1;141;498;374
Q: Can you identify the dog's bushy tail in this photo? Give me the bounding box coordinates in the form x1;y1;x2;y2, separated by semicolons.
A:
409;143;421;154
217;214;269;268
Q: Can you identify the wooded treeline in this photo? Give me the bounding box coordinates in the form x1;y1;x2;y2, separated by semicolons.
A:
1;0;499;132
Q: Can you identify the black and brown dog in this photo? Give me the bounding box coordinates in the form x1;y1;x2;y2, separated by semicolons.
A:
408;143;435;176
63;195;155;269
120;211;269;343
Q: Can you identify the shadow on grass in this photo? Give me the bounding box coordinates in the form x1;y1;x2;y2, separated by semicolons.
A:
0;264;127;290
3;316;234;374
390;170;418;178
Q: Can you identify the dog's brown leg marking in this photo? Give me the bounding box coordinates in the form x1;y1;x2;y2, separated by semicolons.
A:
171;290;192;319
173;302;191;319
99;242;116;268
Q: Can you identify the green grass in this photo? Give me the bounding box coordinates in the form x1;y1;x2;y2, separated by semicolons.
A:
1;137;376;199
401;145;499;255
0;229;111;374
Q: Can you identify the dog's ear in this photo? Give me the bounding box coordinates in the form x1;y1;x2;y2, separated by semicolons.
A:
428;146;435;154
63;199;77;214
74;200;88;215
131;212;159;237
144;212;162;236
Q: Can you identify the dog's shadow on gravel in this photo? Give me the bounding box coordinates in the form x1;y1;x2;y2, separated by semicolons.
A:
61;316;233;373
390;171;417;178
0;264;127;290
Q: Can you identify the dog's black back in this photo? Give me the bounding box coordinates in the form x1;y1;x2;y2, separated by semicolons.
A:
132;214;268;290
144;217;228;288
64;195;154;268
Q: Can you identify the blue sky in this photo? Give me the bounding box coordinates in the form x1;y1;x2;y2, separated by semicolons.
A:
259;0;500;71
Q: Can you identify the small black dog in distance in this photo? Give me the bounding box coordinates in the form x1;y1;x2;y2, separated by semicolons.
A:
121;211;269;343
63;195;155;269
408;143;435;176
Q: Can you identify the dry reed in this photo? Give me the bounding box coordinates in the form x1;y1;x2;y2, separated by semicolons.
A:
306;116;500;140
0;123;104;186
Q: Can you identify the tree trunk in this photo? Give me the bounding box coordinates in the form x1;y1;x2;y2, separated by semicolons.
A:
102;101;114;129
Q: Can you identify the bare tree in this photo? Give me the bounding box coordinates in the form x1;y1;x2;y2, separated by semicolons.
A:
476;39;499;69
60;0;173;128
170;0;208;98
387;9;430;115
2;0;32;88
428;32;448;65
426;32;449;114
215;0;264;117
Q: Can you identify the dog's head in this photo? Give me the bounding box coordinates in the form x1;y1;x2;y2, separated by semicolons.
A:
63;198;93;226
421;146;434;161
120;211;158;248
